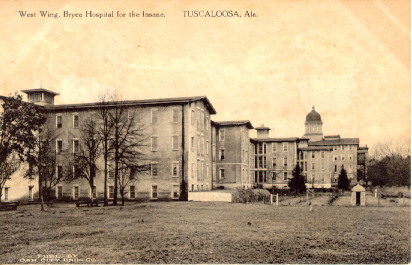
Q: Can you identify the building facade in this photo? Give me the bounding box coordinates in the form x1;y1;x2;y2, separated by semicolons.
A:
0;88;368;202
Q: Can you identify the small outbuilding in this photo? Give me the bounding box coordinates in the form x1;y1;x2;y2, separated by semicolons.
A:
351;184;366;206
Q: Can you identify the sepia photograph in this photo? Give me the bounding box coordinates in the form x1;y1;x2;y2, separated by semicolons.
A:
0;0;410;264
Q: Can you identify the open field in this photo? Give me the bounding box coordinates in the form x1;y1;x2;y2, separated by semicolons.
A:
0;202;410;264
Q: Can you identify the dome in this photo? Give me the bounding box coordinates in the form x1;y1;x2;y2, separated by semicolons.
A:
305;107;322;122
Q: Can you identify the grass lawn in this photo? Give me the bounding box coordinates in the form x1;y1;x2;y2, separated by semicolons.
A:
0;202;410;264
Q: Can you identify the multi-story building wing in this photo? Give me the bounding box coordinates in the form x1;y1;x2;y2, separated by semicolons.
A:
299;107;367;188
21;89;216;201
250;125;299;188
212;121;254;189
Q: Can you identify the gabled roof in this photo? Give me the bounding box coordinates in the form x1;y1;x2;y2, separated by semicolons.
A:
21;88;60;95
251;137;299;143
308;138;360;146
212;120;253;129
44;96;217;114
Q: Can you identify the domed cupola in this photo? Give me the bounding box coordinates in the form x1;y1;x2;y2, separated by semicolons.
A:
305;107;322;123
303;106;323;142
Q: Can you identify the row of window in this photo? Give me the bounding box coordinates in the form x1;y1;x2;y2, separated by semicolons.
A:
254;171;289;183
255;142;289;154
2;186;35;201
190;161;209;181
255;157;290;169
151;136;180;151
149;162;180;177
56;114;79;128
191;108;210;132
55;184;180;200
56;139;80;153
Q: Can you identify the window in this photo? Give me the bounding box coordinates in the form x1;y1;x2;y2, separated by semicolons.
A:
72;139;79;153
206;140;209;154
220;149;225;160
191;137;194;152
341;145;344;151
56;115;62;128
151;137;158;151
73;114;79;128
28;186;34;200
191;110;195;125
109;186;114;199
172;109;179;123
272;172;277;180
151;185;158;199
130;168;138;180
151;109;158;124
312;152;315;159
191;163;194;178
56;186;63;199
256;143;266;154
4;187;9;201
333;155;338;161
57;165;63;179
206;116;209;131
349;155;352;161
272;158;276;168
92;186;97;199
304;161;307;171
172;185;179;199
257;157;266;168
151;163;158;176
321;151;325;159
172;136;178;150
283;172;288;181
73;186;80;200
219;169;225;179
321;161;325;170
311;163;315;170
129;186;136;199
56;140;62;154
334;165;337;172
341;155;345;161
272;143;276;152
219;129;225;141
172;162;179;177
206;165;209;179
283;157;288;167
108;164;114;178
283;143;288;152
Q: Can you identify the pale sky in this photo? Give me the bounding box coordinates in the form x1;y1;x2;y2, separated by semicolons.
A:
0;0;410;152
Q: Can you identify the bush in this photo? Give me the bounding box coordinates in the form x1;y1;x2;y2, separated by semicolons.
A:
233;188;271;203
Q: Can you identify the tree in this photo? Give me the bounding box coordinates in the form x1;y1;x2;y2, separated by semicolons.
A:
0;94;46;203
117;164;148;206
107;100;149;206
67;115;101;201
367;140;410;187
288;164;307;193
337;166;350;191
0;156;20;203
97;93;115;206
369;155;410;187
25;127;63;210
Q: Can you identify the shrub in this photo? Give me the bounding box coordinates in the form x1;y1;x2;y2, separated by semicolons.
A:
233;188;271;203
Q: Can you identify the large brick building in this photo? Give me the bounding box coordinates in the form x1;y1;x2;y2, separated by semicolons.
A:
0;88;368;202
